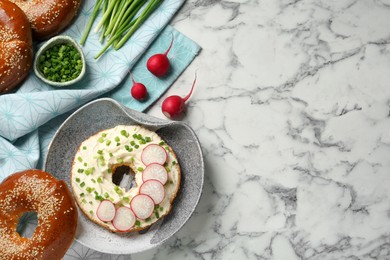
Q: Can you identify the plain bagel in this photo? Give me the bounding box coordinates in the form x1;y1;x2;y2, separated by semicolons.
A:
0;169;78;259
0;0;32;94
9;0;82;40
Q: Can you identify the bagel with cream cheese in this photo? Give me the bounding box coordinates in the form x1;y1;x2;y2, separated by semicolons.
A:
71;125;181;233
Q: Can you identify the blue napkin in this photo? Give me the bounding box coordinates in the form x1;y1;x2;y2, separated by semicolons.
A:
0;0;200;180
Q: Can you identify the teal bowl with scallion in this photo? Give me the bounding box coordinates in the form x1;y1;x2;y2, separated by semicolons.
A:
34;35;86;87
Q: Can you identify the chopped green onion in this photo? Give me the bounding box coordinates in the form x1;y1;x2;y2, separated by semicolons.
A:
38;44;83;82
114;186;123;195
95;194;104;201
121;130;129;137
85;167;95;175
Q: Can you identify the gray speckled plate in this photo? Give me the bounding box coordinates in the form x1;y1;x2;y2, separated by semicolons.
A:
44;98;204;254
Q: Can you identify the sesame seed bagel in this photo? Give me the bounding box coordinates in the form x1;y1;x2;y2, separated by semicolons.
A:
0;0;32;94
0;169;78;259
9;0;82;40
71;125;181;233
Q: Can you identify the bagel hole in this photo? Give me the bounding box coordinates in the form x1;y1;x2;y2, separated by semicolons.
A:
112;165;136;192
16;211;38;239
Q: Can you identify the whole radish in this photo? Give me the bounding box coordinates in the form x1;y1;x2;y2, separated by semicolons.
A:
162;74;197;119
147;35;174;77
130;73;147;101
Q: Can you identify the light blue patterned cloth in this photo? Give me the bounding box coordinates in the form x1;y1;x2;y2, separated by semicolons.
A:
0;0;200;180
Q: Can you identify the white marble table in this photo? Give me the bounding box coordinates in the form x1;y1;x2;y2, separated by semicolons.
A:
64;0;390;258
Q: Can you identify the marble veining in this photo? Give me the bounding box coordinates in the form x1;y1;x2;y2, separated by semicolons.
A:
60;0;390;259
143;0;390;259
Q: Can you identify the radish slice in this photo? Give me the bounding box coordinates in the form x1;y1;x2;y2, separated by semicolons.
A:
142;163;168;185
112;206;136;232
141;144;167;166
130;194;154;219
96;200;116;222
140;180;166;204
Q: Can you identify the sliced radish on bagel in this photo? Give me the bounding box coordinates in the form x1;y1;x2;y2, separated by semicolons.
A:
96;200;116;222
141;144;167;166
142;163;168;185
130;194;154;220
112;206;136;232
140;180;166;205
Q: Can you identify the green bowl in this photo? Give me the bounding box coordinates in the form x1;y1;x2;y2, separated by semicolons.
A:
33;35;86;87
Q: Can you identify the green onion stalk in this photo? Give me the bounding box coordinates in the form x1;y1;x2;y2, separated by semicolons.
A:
79;0;163;59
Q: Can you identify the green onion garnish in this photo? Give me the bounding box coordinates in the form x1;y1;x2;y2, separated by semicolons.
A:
38;44;83;82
